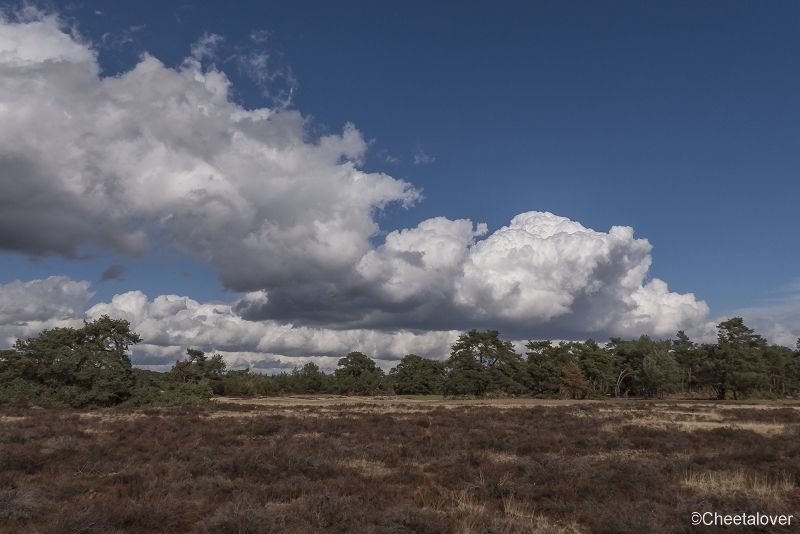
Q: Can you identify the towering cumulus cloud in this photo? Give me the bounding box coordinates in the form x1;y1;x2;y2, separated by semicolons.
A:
0;10;710;365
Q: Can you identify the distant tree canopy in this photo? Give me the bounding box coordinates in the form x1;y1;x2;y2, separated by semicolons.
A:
3;316;800;406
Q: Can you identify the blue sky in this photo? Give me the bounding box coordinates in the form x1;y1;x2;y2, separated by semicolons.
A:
0;1;798;368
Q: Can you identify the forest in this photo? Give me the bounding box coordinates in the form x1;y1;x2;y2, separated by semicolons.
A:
1;315;799;408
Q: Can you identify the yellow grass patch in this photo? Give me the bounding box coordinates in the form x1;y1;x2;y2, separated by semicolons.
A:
627;419;787;435
582;449;661;462
293;431;323;439
0;415;26;423
683;470;795;500
450;492;585;534
487;451;519;463
340;458;395;477
600;405;792;435
75;412;148;422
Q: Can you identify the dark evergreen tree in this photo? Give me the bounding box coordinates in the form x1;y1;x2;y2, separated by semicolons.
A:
444;330;525;396
573;339;616;395
672;330;703;393
698;318;768;400
334;351;385;395
0;315;141;407
388;354;445;395
171;348;227;393
607;335;672;397
291;362;326;393
641;348;682;398
525;340;571;395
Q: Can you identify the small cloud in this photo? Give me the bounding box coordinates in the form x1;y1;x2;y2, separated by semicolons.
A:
100;25;145;49
376;148;399;164
99;264;127;283
414;147;435;165
191;33;224;61
234;50;297;108
250;30;271;44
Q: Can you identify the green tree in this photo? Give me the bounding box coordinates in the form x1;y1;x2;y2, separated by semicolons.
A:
607;335;672;397
334;351;385;395
672;331;703;393
444;330;526;396
573;339;615;395
0;315;141;407
526;340;570;395
762;344;795;397
170;348;227;394
291;362;326;393
641;348;682;398
698;318;768;400
388;354;445;395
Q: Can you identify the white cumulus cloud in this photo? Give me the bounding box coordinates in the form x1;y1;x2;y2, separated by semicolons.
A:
0;11;418;285
340;211;709;339
0;11;715;343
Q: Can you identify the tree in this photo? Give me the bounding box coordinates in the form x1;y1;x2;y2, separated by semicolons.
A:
526;340;569;395
388;354;445;395
334;352;385;395
607;335;672;397
561;362;589;399
672;330;702;393
444;330;525;396
699;318;768;400
0;315;141;407
573;339;615;395
641;349;682;398
292;362;325;393
171;348;226;394
763;344;795;396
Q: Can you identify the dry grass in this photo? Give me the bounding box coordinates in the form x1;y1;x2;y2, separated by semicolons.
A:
487;451;519;463
215;394;601;410
0;415;26;423
684;470;795;500
604;418;790;435
340;458;396;477
1;400;799;533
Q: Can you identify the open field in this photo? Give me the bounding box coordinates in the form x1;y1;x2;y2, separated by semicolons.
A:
2;399;800;533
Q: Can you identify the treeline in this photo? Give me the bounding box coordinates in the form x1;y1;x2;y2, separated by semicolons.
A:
221;318;800;401
1;316;799;407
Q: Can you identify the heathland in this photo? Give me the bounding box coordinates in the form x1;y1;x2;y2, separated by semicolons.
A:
2;398;799;533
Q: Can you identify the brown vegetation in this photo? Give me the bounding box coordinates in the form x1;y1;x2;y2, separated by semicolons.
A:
2;400;799;533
